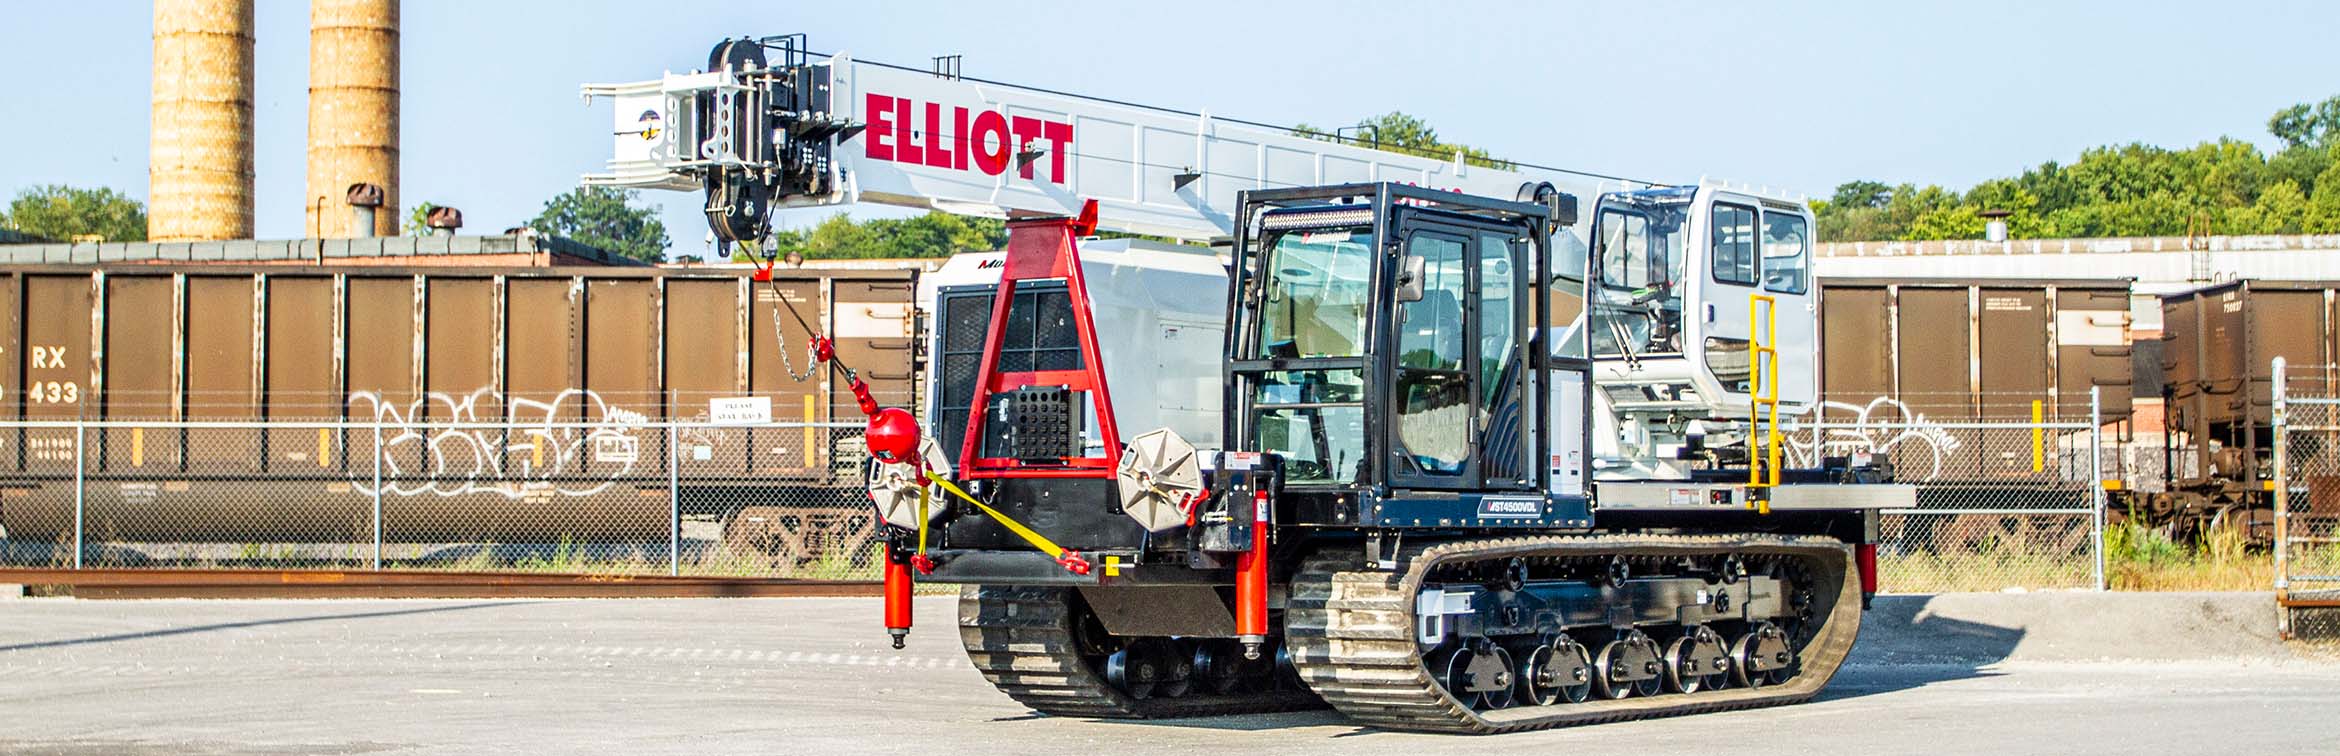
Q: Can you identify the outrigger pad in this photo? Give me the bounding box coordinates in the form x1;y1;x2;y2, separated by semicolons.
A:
867;436;952;529
1115;428;1205;532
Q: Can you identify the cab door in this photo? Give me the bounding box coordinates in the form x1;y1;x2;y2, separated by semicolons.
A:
1693;194;1767;404
1384;215;1534;491
1755;202;1817;406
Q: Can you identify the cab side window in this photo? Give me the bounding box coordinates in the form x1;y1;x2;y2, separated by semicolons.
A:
1761;210;1810;295
1711;204;1757;286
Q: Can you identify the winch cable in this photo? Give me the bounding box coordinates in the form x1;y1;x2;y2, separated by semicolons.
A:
741;239;865;384
924;469;1091;575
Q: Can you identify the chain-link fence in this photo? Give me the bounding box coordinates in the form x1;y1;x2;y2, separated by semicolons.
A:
0;419;881;580
1788;390;2107;593
2;399;2113;593
2275;360;2340;640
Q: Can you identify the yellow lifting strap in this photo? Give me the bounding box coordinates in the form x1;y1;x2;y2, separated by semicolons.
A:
915;484;930;556
923;470;1073;561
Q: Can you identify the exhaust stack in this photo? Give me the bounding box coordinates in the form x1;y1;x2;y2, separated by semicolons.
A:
149;0;255;242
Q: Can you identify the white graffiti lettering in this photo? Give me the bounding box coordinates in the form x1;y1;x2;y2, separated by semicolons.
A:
1783;397;1960;480
344;388;694;499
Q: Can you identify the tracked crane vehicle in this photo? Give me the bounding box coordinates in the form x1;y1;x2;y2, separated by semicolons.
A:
585;34;1910;733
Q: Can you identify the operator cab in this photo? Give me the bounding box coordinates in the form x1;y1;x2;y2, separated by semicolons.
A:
1585;185;1816;480
1228;183;1593;529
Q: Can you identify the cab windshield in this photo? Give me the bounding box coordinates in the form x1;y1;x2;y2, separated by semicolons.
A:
1256;227;1374;358
1592;189;1693;357
1251;225;1373;484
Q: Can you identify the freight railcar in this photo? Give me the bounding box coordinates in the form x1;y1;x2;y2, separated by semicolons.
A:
2155;280;2340;540
1816;275;2340;544
1814;278;2136;551
0;263;915;567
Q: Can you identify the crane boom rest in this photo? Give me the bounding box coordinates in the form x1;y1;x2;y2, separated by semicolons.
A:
585;35;1910;733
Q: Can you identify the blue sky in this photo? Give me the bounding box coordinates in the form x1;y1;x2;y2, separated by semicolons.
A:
2;0;2334;258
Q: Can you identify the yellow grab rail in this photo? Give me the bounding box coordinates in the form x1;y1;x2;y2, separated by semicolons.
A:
1748;293;1781;495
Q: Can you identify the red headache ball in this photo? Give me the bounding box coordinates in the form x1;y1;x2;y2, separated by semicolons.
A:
866;407;920;464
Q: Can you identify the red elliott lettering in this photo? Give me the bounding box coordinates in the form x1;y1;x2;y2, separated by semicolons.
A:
863;92;1073;184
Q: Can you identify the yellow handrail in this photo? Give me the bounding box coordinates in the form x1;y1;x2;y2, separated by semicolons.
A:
1748;294;1780;497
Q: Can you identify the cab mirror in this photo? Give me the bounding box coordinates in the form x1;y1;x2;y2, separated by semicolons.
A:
1396;255;1427;303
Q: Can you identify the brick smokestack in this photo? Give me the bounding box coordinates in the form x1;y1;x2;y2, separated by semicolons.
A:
150;0;256;242
305;0;399;238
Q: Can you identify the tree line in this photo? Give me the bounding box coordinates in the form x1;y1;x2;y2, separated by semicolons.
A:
1814;95;2340;242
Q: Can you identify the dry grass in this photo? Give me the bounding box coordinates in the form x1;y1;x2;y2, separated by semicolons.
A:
1879;520;2303;593
2105;521;2276;591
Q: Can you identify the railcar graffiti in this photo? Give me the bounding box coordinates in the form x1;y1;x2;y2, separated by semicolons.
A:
345;388;654;498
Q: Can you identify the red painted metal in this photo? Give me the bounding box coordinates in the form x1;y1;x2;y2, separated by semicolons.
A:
957;199;1123;479
1855;542;1879;596
866;406;920;463
1235;490;1270;654
883;547;915;648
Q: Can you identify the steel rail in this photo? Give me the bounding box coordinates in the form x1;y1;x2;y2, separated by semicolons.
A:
0;568;881;600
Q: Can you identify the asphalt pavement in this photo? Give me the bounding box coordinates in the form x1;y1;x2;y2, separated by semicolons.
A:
0;595;2334;755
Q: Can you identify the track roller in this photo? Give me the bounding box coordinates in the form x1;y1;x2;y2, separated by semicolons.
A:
1730;621;1796;689
1662;625;1731;694
1592;630;1664;699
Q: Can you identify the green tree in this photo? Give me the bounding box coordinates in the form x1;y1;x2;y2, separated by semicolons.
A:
2266;142;2335;198
1829;180;1890;209
2222;179;2309;234
1;185;146;242
744;211;1010;261
2309;159;2340;232
1293;111;1511;169
528;186;670;263
2269;95;2340;150
1821;95;2340;241
403;202;440;237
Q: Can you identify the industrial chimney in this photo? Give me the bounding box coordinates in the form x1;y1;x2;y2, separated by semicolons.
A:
149;0;256;242
306;0;399;239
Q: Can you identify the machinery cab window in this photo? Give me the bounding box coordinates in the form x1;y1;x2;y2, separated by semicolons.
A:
1710;203;1758;286
1761;209;1810;295
1590;189;1691;358
1250;223;1373;485
1387;219;1533;490
1394;232;1471;476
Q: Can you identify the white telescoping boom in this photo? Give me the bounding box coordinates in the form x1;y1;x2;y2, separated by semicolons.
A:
581;38;1646;243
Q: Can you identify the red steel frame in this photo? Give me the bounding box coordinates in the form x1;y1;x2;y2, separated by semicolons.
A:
957;201;1124;479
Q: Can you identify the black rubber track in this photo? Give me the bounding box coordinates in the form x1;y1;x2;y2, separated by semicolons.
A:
1281;533;1861;734
957;584;1324;719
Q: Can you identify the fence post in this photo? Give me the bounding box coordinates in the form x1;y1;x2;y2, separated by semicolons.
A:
668;424;681;576
72;420;84;570
371;424;383;570
2274;357;2289;596
2090;386;2105;591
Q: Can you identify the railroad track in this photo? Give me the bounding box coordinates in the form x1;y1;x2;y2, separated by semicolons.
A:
0;568;880;599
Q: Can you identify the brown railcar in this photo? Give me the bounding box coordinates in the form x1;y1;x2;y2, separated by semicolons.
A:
0;264;915;551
